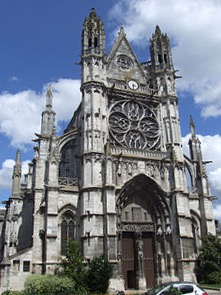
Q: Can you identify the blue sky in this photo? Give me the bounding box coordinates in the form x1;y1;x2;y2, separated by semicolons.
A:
0;0;221;221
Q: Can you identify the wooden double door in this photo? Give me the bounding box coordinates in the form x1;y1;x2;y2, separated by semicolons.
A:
122;231;155;290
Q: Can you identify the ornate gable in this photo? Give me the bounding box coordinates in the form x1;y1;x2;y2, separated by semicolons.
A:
106;27;147;86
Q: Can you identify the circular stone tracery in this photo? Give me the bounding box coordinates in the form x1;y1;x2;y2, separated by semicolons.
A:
109;100;160;150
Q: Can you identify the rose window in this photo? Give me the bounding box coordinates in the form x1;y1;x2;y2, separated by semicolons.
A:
109;100;160;150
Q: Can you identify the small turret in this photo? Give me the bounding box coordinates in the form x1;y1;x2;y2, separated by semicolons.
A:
81;7;105;57
11;149;21;197
41;85;56;136
190;115;196;138
188;115;202;162
150;25;174;71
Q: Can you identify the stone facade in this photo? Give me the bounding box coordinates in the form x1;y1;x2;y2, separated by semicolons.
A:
0;8;216;293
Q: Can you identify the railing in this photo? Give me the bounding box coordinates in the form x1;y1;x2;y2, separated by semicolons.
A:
111;146;167;160
58;177;78;187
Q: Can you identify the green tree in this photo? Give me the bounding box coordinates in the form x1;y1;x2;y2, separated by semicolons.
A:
60;240;87;293
86;255;113;294
196;233;221;283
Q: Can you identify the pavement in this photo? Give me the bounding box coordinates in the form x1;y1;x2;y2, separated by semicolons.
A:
205;290;221;295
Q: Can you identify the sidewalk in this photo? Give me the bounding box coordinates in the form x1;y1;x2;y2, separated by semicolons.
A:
205;289;221;295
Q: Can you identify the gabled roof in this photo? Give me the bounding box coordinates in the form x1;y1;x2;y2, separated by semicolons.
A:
106;27;146;84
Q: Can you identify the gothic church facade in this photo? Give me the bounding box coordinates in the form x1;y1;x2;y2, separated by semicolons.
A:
0;8;216;293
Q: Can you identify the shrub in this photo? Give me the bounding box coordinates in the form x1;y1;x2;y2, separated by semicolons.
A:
24;274;77;295
86;255;113;294
206;271;221;284
2;291;25;295
60;240;87;293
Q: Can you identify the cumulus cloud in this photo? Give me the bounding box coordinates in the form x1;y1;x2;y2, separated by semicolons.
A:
0;159;15;190
213;205;221;222
0;159;31;191
0;79;81;148
109;0;221;118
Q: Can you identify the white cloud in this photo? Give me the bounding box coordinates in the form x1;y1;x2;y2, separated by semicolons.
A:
213;204;221;222
50;79;81;123
0;159;15;190
109;0;221;118
209;168;221;192
9;76;19;82
0;79;81;148
0;159;31;192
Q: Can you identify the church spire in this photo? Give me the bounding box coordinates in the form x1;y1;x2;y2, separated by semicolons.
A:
41;85;56;136
190;115;196;138
81;7;105;57
46;84;53;111
188;115;201;162
150;25;173;71
11;149;21;197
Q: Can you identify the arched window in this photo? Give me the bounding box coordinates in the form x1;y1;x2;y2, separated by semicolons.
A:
61;213;75;255
158;54;162;64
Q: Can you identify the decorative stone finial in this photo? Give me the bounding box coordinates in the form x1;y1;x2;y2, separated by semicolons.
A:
190;115;196;137
46;84;53;98
90;7;97;18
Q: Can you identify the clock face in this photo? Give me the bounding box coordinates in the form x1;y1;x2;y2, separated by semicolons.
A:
128;80;138;90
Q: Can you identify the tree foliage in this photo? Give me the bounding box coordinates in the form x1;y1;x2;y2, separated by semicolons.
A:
60;239;87;293
86;255;113;294
5;240;113;294
60;239;113;294
196;233;221;283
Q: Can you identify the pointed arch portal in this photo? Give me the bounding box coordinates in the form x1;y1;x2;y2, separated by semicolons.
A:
116;174;172;290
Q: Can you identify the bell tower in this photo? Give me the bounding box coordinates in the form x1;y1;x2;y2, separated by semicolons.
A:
150;26;183;162
150;25;173;71
81;7;106;83
80;8;109;258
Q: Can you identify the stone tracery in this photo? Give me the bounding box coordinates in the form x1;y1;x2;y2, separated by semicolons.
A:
109;100;160;150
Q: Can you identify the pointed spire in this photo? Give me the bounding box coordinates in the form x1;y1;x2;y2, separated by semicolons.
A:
41;85;56;136
190;115;196;137
46;84;53;111
46;84;53;99
82;8;105;57
155;25;161;35
150;24;173;71
15;149;21;165
11;150;21;197
89;7;97;18
118;25;126;37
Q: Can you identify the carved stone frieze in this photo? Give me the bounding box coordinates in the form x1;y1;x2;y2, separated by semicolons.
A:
85;153;103;163
115;159;138;182
119;223;154;232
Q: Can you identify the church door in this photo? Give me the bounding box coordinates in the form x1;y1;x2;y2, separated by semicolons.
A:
121;231;155;289
143;233;155;288
122;232;137;289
